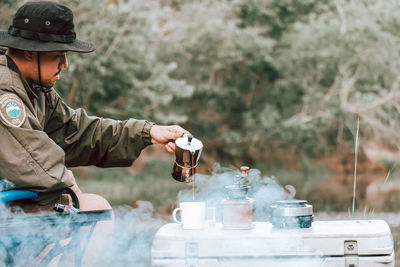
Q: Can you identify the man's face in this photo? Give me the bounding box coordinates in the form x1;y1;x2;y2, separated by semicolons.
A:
32;51;68;87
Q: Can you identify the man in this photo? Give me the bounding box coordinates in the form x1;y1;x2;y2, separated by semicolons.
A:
0;1;187;212
0;1;189;265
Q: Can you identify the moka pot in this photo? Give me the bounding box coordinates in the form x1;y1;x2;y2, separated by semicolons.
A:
172;134;203;183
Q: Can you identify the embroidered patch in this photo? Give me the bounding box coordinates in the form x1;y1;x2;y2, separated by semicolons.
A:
0;94;26;127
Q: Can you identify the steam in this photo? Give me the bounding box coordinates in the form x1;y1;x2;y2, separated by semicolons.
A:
0;165;395;266
285;184;297;198
0;200;165;266
170;163;326;267
102;201;166;267
178;164;290;221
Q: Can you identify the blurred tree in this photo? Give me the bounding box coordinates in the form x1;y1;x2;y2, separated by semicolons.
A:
2;0;400;168
0;0;17;8
277;0;400;158
238;0;326;39
154;0;336;166
155;0;279;164
0;0;21;26
56;0;194;123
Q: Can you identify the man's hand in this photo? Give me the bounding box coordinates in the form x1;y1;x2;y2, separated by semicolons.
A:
150;125;188;152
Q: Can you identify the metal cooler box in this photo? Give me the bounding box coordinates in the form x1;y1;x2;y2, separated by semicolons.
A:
151;220;394;267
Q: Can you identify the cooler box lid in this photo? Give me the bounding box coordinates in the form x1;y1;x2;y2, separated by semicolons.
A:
152;220;393;258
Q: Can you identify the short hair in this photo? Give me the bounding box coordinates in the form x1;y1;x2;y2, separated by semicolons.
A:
7;47;27;58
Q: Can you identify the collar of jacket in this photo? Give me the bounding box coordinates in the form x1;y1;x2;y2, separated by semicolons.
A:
0;53;39;101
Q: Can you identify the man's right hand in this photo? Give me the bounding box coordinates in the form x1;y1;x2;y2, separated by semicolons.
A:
150;125;189;152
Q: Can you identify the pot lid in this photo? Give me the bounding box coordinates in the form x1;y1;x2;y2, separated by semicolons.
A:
271;200;313;217
175;134;203;152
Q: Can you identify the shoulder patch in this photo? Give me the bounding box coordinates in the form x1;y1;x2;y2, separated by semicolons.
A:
0;93;26;127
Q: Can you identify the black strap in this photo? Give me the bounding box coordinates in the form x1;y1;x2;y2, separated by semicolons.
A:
36;52;54;109
41;87;54;109
8;26;76;43
37;52;41;85
64;187;80;209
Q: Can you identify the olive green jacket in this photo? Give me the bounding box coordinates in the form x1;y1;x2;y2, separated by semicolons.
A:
0;54;153;204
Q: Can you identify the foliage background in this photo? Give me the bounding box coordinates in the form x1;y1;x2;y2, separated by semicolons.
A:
3;0;400;265
2;0;400;213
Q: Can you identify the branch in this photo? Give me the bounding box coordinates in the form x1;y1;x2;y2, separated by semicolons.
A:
105;18;132;57
360;91;400;113
67;78;79;108
339;63;362;109
94;96;126;116
83;83;95;110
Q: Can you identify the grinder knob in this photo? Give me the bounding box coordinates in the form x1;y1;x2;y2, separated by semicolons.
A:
240;166;249;178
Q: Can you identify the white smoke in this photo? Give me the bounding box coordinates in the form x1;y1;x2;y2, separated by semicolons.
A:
101;201;166;266
1;165;395;266
177;164;290;221
0;200;163;266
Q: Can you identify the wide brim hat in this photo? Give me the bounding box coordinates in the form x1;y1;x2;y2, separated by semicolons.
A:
0;1;95;53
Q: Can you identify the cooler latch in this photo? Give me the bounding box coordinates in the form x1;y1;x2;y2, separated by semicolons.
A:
185;242;199;267
344;240;359;267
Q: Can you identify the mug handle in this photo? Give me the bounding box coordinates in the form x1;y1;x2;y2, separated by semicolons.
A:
172;207;182;223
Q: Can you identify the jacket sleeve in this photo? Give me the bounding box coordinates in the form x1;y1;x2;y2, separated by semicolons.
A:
45;92;154;168
0;93;73;204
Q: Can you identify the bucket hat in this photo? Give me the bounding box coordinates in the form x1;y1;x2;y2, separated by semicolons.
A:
0;1;95;53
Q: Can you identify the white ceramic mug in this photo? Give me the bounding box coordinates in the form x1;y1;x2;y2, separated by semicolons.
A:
172;201;205;229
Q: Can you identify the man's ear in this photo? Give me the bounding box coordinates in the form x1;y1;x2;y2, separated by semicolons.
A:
23;50;34;61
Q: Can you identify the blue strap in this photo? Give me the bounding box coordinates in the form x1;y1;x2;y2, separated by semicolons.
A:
0;190;38;203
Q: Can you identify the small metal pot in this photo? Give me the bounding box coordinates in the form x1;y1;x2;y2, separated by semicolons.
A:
171;134;203;183
270;200;313;228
